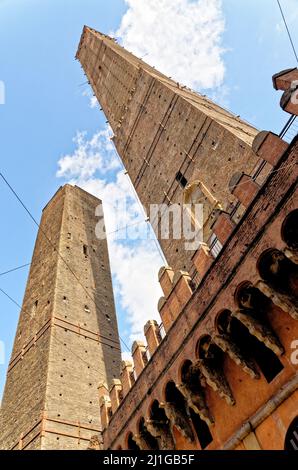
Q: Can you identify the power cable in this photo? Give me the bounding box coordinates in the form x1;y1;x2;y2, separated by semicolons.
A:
0;263;31;277
277;0;298;64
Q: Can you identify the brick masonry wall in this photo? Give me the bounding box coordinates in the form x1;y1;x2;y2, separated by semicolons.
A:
0;185;121;450
77;27;262;272
101;137;298;450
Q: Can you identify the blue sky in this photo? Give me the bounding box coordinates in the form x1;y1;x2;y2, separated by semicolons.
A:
0;0;297;399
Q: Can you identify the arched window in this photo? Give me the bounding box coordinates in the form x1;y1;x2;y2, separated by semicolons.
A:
234;283;284;383
164;381;194;442
138;417;159;450
257;249;298;301
189;408;213;449
127;432;140;451
284;416;298;450
147;400;174;450
281;210;298;251
196;334;235;405
150;399;167;423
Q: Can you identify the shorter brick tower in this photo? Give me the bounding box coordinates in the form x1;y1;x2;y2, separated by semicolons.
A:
0;185;121;450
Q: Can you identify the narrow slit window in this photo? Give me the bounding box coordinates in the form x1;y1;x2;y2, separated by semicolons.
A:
175;171;188;188
83;245;88;257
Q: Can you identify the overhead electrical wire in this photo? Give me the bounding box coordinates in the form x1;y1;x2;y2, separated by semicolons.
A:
277;0;298;64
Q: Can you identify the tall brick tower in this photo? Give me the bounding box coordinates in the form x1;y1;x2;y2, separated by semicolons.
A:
0;185;121;450
76;26;264;272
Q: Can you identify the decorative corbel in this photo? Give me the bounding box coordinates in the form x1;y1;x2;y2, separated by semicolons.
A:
256;280;298;321
160;401;195;442
213;334;260;379
232;309;284;355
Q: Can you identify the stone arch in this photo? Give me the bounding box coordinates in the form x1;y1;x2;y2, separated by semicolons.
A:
215;309;233;335
136;416;159;450
195;335;235;406
163;381;195;442
233;281;284;383
257;248;298;301
214;308;260;379
178;360;214;445
146;399;174;450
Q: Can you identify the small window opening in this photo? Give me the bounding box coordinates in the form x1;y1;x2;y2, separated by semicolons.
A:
176;171;188;188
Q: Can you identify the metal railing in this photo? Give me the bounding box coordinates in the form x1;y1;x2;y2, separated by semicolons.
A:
279;114;298;143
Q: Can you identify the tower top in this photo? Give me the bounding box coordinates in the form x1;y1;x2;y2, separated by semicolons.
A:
76;25;257;145
42;183;102;212
76;25;261;271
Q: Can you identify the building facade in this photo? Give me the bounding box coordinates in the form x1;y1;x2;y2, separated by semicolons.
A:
0;185;121;450
77;26;298;451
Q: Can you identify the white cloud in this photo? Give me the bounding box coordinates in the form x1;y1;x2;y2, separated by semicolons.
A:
57;128;120;179
82;89;99;109
114;0;225;90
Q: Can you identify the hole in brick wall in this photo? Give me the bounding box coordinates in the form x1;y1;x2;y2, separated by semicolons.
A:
84;305;90;313
106;314;111;321
59;393;62;396
83;245;88;257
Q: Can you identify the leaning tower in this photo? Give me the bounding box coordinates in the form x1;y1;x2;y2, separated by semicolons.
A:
76;26;264;272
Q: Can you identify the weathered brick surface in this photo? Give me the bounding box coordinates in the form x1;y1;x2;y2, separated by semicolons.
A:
77;27;260;272
0;185;121;450
101;137;298;450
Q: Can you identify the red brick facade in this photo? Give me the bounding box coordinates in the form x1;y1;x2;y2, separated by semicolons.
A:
76;27;298;450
